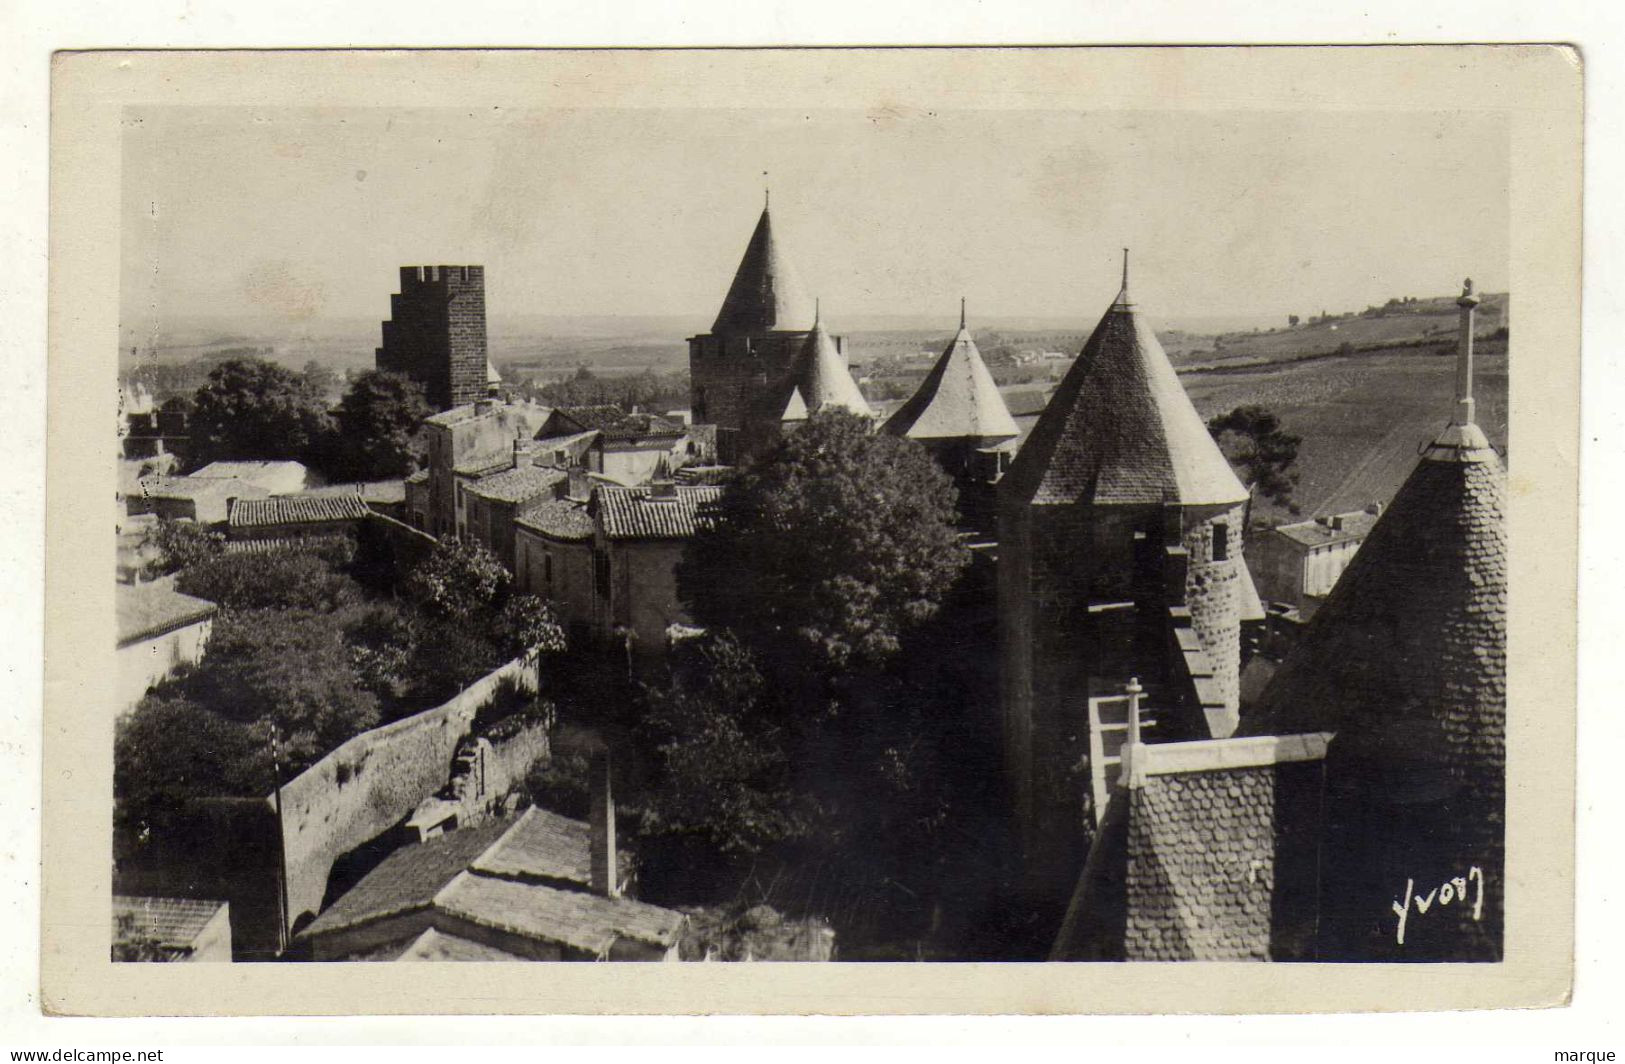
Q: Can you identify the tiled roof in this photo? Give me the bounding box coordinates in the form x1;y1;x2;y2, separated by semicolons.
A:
1000;287;1248;507
296;479;408;505
516;499;596;541
594;485;723;540
229;494;369;527
470;807;633;889
113;895;226;949
434;871;684;956
1271;510;1381;549
190;460;307;481
424;399;552;429
1244;439;1507;783
464;465;567;504
883;323;1019;443
396;927;527;962
301;818;515;938
556;407;684;441
710;205;816;335
790;319;871;418
136;475;262;501
405;469;430;485
115;578;218;646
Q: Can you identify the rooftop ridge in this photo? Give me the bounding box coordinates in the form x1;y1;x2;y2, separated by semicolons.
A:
710;205;816;335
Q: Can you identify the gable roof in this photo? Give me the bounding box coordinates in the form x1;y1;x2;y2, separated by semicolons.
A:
301;817;515;939
229;494;369;528
1271;509;1381;549
434;871;684;956
463;465;568;505
470;806;634;889
112;895;226;949
883;320;1019;443
136;476;268;502
516;499;596;542
554;406;685;441
190;460;307;483
1000;284;1247;507
594;484;723;540
790;319;871;418
710;205;816;335
1243;431;1507;783
115;578;218;646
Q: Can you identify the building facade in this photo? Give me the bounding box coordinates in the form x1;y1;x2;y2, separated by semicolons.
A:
1248;506;1381;619
376;265;490;412
997;263;1263;896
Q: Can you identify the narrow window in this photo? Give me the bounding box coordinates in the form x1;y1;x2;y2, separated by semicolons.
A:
1212;523;1229;562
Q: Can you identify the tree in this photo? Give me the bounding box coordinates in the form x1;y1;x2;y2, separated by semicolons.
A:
176;548;359;612
634;633;814;856
403;539;511;622
679;409;969;672
115;692;274;841
329;370;432;480
186;357;333;469
1207;405;1302;509
302;360;344;405
187;609;381;768
140;519;225;578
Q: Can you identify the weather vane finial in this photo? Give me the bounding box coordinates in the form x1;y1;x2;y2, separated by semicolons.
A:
1463;277;1473;297
814;296;820;325
763;171;770;209
960;296;967;330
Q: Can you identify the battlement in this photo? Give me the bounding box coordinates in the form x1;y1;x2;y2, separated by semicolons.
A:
399;265;485;290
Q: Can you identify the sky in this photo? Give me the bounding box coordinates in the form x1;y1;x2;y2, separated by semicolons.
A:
120;105;1509;334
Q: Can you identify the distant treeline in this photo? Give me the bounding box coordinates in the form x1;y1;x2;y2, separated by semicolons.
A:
515;366;691;413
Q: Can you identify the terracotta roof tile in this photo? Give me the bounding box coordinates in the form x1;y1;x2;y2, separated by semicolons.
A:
594;484;723;540
229;494;370;527
434;871;684;956
516;499;596;541
464;466;568;504
115;578;218;646
112;895;226;949
470;806;633;888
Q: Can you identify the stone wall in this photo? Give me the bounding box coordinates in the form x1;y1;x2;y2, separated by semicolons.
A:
1181;502;1246;717
688;331;805;464
376;265;488;411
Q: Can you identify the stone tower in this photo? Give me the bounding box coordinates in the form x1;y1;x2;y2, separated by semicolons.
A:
882;301;1020;529
376;265;489;412
997;256;1254;893
1246;280;1506;961
688;200;823;464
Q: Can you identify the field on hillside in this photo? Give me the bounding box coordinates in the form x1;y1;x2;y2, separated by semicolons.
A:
1181;340;1508;525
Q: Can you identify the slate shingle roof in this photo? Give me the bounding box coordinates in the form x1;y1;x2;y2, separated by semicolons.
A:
434;871;684;956
516;499;596;542
464;465;568;504
710;205;816;335
296;479;408;506
112;895;226;949
594;485;723;540
1272;510;1381;549
115;578;218;646
229;494;370;527
1000;288;1247;507
788;320;871;418
301;818;514;938
470;806;634;888
883;323;1019;443
1244;440;1507;785
554;406;684;441
396;927;526;962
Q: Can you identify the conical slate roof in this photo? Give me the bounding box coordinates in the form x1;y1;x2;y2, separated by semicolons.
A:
788;318;871;418
883;311;1019;443
1000;281;1247;507
711;206;816;335
1243;429;1506;781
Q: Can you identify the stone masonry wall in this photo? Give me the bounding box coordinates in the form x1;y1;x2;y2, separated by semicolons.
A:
1181;502;1247;715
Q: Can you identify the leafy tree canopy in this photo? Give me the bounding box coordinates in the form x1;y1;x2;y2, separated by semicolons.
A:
329;370;432;481
1207;404;1302;510
679;409;969;672
186;357;333;470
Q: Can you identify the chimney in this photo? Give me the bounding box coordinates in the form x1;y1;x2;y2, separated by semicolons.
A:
588;748;620;899
567;467;591;502
1331;515;1344;532
650;479;678;500
1366;501;1383;516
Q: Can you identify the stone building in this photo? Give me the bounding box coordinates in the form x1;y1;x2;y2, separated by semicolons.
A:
376;265;490;412
996;258;1263;895
115;577;218;716
1249;505;1382;619
113;896;232;962
226;494;370;550
1054;280;1506;963
128;475;270;526
415;398;554;539
535;406;694;485
514;495;597;645
1243;281;1507;961
688;201;835;464
882;302;1020;530
460;465;570;565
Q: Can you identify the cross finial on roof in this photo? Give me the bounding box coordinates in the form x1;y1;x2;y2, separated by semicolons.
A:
763;172;770;209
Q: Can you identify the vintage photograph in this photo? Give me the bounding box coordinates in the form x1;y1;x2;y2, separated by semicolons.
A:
63;45;1560;995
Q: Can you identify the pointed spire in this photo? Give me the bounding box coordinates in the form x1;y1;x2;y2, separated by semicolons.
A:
1002;261;1245;506
1425;277;1493;459
794;312;871;418
710;203;816;335
882;305;1018;444
1111;248;1131;307
814;297;821;326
